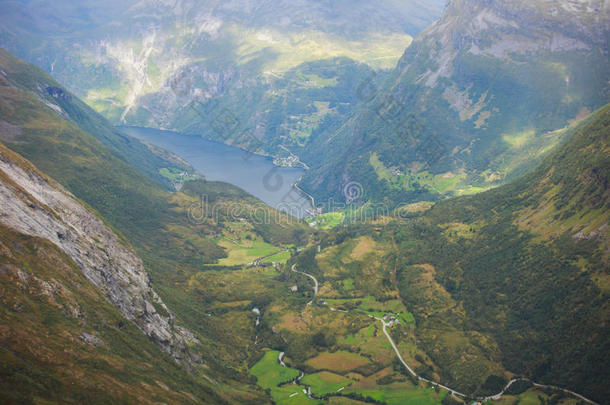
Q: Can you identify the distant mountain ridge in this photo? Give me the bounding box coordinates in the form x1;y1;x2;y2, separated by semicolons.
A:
298;0;610;206
0;0;444;128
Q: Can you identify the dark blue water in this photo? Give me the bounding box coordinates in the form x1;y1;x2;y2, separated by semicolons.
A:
120;126;311;216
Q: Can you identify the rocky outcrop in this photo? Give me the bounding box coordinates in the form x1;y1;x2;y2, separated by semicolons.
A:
45;86;72;102
0;144;197;362
398;0;609;88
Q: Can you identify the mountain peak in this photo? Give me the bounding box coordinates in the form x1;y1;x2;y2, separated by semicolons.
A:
407;0;608;88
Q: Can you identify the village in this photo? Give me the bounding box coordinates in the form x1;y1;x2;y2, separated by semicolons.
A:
383;313;402;328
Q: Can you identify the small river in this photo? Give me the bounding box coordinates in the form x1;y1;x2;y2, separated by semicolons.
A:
120;126;312;217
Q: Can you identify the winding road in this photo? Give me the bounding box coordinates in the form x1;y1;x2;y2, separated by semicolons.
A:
251;249;289;267
291;264;318;305
290;263;599;404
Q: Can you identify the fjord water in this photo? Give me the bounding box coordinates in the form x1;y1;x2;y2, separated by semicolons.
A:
120;126;312;216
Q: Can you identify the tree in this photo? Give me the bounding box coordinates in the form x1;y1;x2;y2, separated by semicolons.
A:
312;332;328;347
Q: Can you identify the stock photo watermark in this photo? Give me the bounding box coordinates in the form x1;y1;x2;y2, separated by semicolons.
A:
186;189;421;226
357;71;447;167
167;57;447;219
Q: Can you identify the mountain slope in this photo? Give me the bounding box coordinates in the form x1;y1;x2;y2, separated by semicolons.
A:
299;0;610;206
0;142;195;359
291;104;609;402
0;142;225;403
0;49;311;403
0;48;193;190
169;56;379;161
396;104;610;399
0;0;444;129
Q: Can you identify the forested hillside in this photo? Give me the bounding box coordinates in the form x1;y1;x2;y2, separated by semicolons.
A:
299;0;610;206
292;105;609;402
0;49;311;403
0;1;608;403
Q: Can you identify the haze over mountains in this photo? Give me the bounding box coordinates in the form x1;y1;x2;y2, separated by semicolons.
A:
0;0;443;124
0;1;608;404
4;0;608;210
299;0;610;204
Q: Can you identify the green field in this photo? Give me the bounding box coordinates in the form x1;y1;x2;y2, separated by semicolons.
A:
216;237;281;266
369;152;466;195
306;212;345;229
262;250;291;264
251;350;299;388
301;372;351;396
250;350;319;404
251;349;445;404
158;167;199;184
305;351;371;373
325;296;415;323
343;386;445;405
342;278;355;291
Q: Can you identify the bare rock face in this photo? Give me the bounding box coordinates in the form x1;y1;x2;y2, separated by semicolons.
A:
398;0;609;88
45;86;72;101
0;145;197;362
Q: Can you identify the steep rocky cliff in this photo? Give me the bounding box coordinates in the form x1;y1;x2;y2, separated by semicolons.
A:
396;0;607;91
0;142;196;362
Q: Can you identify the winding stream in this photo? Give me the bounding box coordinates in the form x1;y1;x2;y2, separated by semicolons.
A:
278;351;316;400
252;307;260;345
